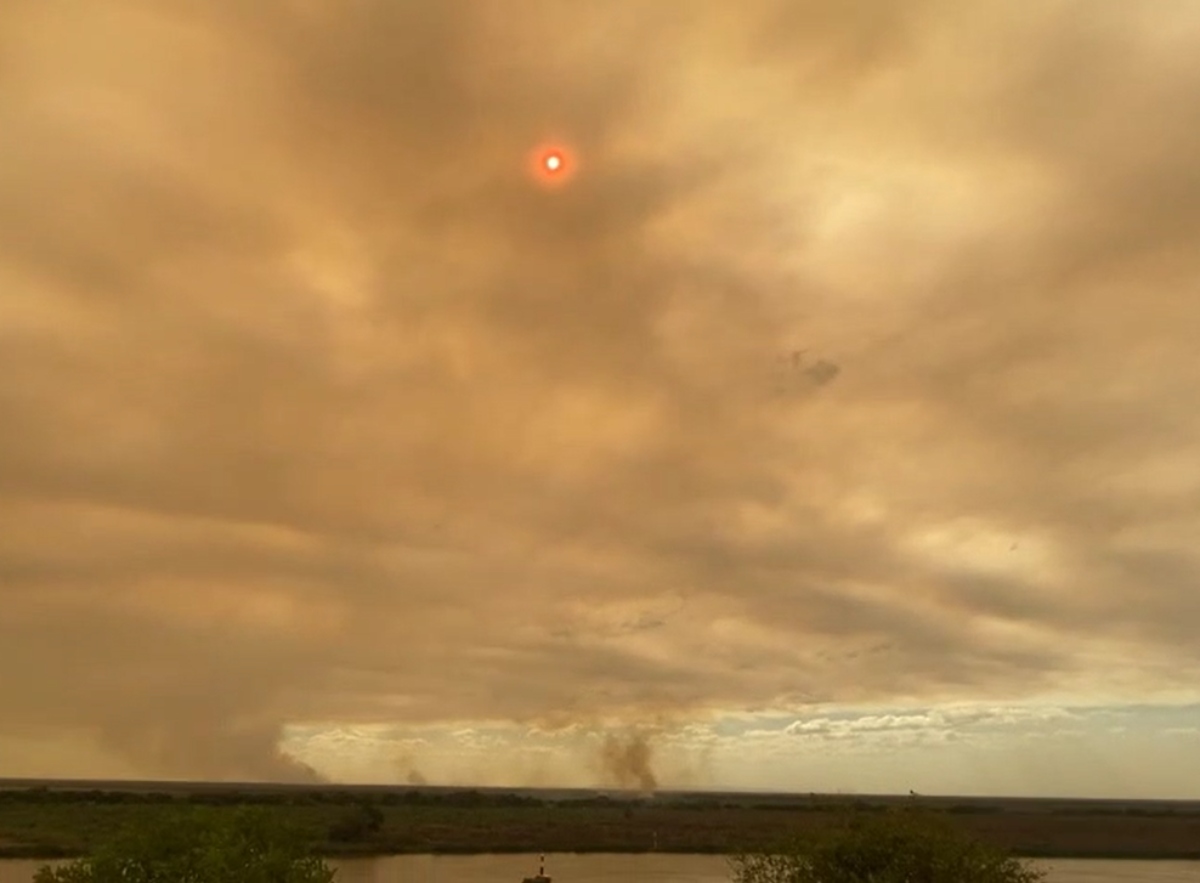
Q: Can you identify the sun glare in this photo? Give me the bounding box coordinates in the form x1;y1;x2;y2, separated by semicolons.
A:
529;142;575;188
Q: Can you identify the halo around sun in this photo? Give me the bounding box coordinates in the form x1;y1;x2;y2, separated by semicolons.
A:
528;142;576;188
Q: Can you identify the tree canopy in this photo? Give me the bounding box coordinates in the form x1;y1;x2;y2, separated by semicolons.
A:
33;806;335;883
729;809;1045;883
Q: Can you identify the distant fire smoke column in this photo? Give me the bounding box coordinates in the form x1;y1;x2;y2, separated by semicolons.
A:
599;732;657;794
393;750;428;786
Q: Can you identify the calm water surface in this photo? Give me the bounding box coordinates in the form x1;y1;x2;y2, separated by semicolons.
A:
3;852;1199;882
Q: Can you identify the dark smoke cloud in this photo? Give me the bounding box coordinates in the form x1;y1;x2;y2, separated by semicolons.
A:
1;0;1199;789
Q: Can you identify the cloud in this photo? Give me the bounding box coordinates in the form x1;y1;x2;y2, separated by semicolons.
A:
780;704;1081;748
1;0;1199;791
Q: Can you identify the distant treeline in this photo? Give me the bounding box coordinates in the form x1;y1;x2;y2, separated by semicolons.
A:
0;787;543;808
2;787;1198;818
0;787;876;814
0;788;818;812
0;787;694;810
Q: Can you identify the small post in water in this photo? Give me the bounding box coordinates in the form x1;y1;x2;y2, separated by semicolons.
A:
522;852;551;883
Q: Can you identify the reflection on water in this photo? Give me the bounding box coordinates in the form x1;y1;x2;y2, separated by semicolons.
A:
3;852;1200;883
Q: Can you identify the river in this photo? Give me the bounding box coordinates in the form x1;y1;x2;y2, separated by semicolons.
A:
2;852;1199;882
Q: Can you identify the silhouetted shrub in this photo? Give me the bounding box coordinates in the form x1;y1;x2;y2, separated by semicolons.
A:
327;802;385;843
33;807;334;883
730;810;1044;883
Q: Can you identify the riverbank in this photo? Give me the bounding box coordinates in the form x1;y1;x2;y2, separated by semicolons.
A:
3;787;1200;861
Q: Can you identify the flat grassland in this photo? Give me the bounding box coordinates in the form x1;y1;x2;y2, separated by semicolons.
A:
2;781;1200;861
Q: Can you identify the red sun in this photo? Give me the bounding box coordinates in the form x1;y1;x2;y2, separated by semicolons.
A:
528;142;576;188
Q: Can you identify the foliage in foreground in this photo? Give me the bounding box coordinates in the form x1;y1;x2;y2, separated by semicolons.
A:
33;806;335;883
729;809;1045;883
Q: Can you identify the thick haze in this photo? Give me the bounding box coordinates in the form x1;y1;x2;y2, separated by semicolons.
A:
2;0;1200;796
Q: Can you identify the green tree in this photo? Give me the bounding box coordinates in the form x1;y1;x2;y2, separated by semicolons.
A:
33;806;335;883
327;800;384;843
729;810;1044;883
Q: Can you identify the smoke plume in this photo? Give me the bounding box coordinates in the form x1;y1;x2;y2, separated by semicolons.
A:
598;732;658;794
2;0;1200;796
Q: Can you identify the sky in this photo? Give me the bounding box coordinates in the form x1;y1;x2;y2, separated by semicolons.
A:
1;0;1200;799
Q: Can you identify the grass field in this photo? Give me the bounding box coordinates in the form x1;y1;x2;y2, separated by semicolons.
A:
2;784;1200;860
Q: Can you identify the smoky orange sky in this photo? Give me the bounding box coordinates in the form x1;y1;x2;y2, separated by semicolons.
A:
2;0;1200;797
